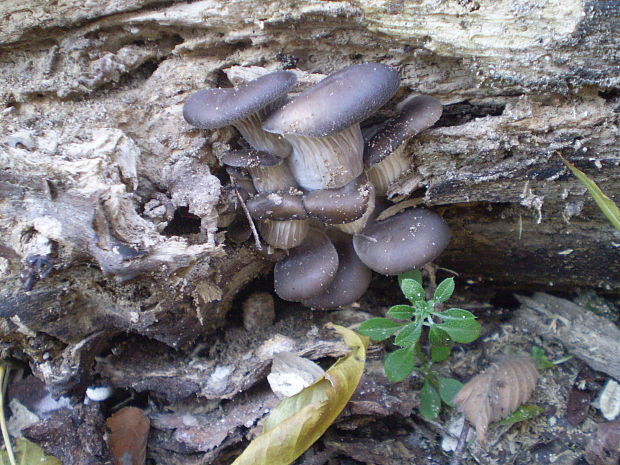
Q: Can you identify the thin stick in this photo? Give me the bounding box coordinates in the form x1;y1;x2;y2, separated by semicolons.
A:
0;364;16;465
235;188;262;250
449;420;470;465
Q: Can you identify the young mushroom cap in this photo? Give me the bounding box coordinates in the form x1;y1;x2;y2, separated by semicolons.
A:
221;150;297;193
247;192;307;221
364;95;443;196
183;71;297;130
302;174;372;224
274;228;339;301
302;233;372;309
263;63;401;191
352;207;450;275
364;95;443;168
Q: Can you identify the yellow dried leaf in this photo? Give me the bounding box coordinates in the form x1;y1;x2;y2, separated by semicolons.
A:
454;356;538;445
231;324;368;465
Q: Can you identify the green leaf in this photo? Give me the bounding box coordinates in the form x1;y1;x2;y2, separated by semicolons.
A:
437;320;481;344
436;308;477;322
394;322;422;347
419;380;441;420
398;270;422;287
437;377;463;407
435;308;481;343
434;278;455;303
358;318;404;341
0;439;61;465
498;404;544;426
429;326;452;347
434;308;481;343
400;278;425;303
559;154;620;232
387;305;415;320
431;346;451;362
232;324;367;465
384;346;415;382
531;346;555;370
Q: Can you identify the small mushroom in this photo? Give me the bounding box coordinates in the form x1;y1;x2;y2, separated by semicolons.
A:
352;207;450;275
365;95;443;195
302;232;372;309
301;174;376;235
225;166;256;195
247;192;307;221
221;150;296;194
274;228;339;301
221;150;308;249
263;63;400;190
183;71;296;158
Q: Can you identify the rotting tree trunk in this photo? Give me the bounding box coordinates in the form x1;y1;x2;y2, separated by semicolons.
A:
0;1;619;463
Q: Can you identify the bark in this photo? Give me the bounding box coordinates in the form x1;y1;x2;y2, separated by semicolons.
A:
0;0;619;463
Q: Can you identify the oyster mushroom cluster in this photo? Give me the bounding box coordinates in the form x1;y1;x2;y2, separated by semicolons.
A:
183;63;450;309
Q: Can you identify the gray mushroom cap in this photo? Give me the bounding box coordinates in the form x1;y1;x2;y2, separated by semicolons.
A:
353;207;450;275
247;192;307;220
302;233;372;309
274;229;339;301
221;150;282;169
183;71;297;129
302;174;373;224
364;95;443;167
263;63;400;138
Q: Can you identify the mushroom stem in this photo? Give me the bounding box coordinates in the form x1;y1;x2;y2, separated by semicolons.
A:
233;109;292;159
284;124;364;191
259;219;310;250
365;143;411;196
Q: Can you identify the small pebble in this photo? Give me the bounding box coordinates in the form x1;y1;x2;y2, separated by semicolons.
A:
86;386;113;402
599;379;620;420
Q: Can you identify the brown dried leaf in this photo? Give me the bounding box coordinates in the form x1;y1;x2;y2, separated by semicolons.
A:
566;366;598;426
454;356;539;445
585;420;620;465
106;407;150;465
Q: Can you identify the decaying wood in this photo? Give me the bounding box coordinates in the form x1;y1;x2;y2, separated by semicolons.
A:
0;0;619;463
514;292;620;382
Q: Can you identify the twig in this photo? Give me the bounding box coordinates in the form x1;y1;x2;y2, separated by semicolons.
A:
0;364;16;465
234;188;262;250
449;420;470;465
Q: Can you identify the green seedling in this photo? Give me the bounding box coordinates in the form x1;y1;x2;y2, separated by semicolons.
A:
358;271;481;420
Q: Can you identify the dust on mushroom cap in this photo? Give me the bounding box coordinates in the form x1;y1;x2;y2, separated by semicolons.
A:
220;150;282;169
353;207;450;275
263;63;400;138
247;192;307;221
302;174;373;224
274;229;339;301
183;71;297;129
364;95;443;168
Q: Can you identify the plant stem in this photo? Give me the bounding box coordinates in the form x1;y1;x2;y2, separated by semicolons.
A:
0;364;16;465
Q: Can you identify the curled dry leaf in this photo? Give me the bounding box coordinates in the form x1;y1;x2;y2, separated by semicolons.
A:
106;406;150;465
585;420;620;465
454;356;539;445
